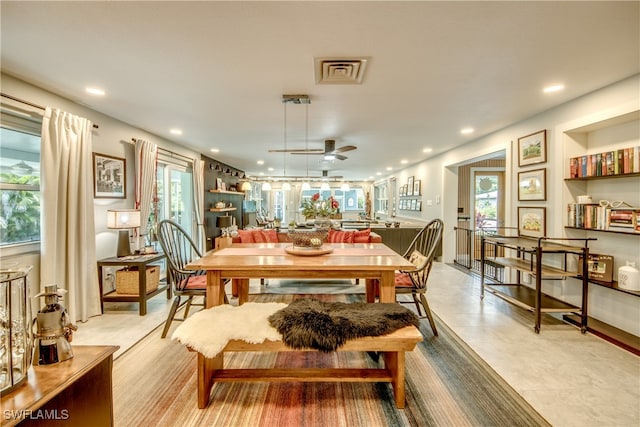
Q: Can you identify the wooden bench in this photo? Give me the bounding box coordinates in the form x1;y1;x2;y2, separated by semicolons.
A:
195;325;423;409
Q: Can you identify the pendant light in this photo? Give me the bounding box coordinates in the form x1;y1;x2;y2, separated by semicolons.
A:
340;182;350;192
281;99;291;191
301;102;311;191
262;181;272;191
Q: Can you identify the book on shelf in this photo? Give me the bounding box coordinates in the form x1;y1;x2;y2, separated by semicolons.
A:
569;146;640;178
608;208;635;229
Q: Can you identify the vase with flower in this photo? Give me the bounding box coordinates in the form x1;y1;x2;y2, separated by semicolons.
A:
301;193;339;230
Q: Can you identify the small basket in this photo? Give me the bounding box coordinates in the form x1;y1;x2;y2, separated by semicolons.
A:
288;230;328;248
116;266;160;295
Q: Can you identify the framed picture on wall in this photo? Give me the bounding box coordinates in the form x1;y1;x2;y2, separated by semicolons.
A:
399;185;405;196
416;201;422;211
411;199;417;210
518;207;546;238
518;168;546;201
518;129;547;167
413;179;421;196
93;153;126;198
407;176;414;196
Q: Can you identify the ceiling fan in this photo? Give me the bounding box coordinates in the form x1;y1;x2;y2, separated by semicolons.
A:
269;139;357;160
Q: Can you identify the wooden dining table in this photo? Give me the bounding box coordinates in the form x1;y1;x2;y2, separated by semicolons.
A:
186;242;416;308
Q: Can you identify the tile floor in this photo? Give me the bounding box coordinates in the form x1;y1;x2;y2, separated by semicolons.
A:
75;262;640;427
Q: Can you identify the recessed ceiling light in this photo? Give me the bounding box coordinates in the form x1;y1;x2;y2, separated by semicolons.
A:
422;148;433;153
268;167;274;172
85;87;105;96
543;84;565;93
257;160;264;165
368;176;374;180
386;166;392;171
259;172;264;176
460;127;474;135
170;129;183;135
376;172;382;176
400;159;408;164
210;148;219;153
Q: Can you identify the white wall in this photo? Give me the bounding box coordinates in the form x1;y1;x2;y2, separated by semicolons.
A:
385;73;640;335
0;73;203;296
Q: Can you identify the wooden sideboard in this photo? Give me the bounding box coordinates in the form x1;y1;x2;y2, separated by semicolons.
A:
1;346;119;427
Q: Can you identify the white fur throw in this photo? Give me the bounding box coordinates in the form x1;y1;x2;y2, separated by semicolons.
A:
172;302;287;358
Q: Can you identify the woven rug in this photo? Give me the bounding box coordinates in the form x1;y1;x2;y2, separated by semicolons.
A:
112;294;550;427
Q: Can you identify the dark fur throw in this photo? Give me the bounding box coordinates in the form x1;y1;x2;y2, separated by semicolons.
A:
268;298;419;352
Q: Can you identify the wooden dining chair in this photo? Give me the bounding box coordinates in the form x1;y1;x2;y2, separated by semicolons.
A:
393;218;444;336
157;219;226;338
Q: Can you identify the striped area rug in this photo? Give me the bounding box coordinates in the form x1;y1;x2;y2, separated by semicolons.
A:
113;294;550;426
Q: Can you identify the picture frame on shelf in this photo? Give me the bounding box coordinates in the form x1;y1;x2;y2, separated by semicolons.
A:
413;179;421;196
93;152;126;199
411;199;417;210
216;178;223;190
518;168;546;201
399;200;405;210
518;206;546;238
399;185;405;196
220;182;227;191
518;129;547;167
407;176;414;196
416;201;422;211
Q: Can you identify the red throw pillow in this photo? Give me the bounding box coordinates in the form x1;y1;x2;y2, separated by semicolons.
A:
237;229;255;243
327;229;355;243
353;228;371;243
252;229;279;243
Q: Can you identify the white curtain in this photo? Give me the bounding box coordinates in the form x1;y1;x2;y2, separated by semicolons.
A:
134;139;158;248
192;158;205;253
41;108;100;322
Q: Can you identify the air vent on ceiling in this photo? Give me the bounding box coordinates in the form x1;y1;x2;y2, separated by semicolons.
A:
314;57;369;84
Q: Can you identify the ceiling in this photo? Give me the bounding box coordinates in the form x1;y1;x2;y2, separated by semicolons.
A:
1;1;638;181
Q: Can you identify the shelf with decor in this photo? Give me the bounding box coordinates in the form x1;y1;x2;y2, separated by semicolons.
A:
209;207;237;212
209;189;246;196
561;108;640;352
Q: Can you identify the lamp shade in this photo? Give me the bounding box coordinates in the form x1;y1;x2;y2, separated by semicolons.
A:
320;182;330;191
240;181;252;191
107;210;141;229
216;215;233;228
262;182;272;191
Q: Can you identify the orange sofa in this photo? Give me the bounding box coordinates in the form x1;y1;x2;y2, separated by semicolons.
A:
232;228;382;244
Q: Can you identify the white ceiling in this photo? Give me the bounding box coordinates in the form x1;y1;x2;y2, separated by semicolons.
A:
1;1;638;181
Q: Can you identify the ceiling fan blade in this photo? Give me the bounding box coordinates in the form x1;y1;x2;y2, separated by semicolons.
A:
334;145;357;153
269;148;324;153
335;154;348;160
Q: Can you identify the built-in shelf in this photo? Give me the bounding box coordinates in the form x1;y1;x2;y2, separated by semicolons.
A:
565;226;639;236
209;208;236;212
578;276;640;297
564;172;640;182
209;189;245;195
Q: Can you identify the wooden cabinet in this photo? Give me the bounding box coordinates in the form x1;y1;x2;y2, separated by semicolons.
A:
480;234;593;334
1;346;118;427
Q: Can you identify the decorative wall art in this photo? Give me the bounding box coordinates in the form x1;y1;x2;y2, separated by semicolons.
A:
93;153;125;198
407;176;414;196
518;129;547;167
518;207;546;238
413;180;421;196
518;168;546;201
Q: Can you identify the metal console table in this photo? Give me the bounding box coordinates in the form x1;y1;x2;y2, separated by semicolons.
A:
480;234;595;333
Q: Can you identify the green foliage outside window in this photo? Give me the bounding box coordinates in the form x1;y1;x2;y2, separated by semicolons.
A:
0;173;41;245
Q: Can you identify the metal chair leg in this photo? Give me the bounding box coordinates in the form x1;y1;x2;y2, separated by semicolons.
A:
419;293;438;336
161;295;182;338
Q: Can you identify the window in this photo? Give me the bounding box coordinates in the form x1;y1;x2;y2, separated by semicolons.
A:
0;111;41;248
155;156;193;237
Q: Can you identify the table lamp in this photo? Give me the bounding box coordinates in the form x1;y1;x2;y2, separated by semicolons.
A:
107;209;141;257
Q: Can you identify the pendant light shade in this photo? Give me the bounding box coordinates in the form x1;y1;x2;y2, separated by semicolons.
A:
282;182;291;191
240;181;252;191
262;182;272;191
320;182;330;191
301;182;311;191
340;182;350;192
